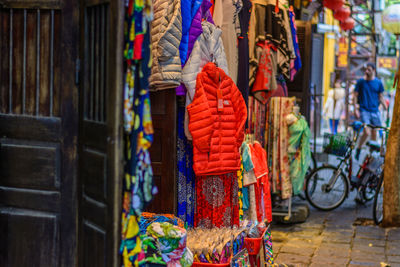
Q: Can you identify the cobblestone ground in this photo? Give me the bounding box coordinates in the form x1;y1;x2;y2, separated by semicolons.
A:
271;193;400;267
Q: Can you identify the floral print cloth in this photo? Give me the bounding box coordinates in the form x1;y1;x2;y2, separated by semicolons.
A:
138;234;165;265
147;222;193;267
267;97;295;199
177;105;195;227
121;0;156;266
194;173;240;228
237;160;244;222
121;193;142;267
288;116;311;195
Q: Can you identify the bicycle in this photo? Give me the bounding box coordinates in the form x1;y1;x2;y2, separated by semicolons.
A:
305;121;389;211
373;173;384;225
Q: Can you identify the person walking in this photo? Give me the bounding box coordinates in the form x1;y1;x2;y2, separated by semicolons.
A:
323;80;346;135
353;63;387;160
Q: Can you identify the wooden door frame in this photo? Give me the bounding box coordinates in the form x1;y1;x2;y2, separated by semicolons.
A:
0;0;80;266
77;0;124;266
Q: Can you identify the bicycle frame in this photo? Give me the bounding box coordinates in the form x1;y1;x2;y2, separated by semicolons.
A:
326;122;389;193
325;122;364;191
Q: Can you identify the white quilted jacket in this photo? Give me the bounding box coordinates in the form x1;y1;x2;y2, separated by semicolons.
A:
183;21;229;139
183;21;229;107
150;0;182;90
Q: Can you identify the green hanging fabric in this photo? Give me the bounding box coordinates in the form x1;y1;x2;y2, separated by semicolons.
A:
288;116;311;195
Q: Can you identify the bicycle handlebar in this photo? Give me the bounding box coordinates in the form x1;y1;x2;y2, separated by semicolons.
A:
365;124;390;131
351;121;389;132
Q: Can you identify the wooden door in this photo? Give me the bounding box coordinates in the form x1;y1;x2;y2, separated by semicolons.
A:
0;0;79;266
77;1;124;266
146;90;177;214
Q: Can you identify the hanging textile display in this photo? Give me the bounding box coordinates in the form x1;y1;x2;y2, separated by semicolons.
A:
182;20;228;140
213;0;243;84
149;0;182;90
177;104;195;227
248;0;295;87
187;62;247;176
121;0;157;266
252;41;278;104
176;0;214;95
187;62;246;227
194;172;240;228
267;97;295;200
238;160;245;222
287;115;311;195
288;7;302;81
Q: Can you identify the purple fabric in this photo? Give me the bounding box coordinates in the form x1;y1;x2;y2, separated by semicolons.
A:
176;0;214;96
187;0;213;62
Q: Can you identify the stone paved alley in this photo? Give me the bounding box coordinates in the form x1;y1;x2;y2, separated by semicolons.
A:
271;193;400;267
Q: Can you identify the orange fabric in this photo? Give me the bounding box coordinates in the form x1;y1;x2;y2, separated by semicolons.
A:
187;63;247;176
249;142;269;179
210;0;215;15
249;142;272;222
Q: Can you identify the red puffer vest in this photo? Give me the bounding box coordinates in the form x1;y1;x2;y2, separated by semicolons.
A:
187;62;247;176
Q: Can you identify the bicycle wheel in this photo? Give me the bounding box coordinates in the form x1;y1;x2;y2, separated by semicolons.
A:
362;173;378;202
298;152;317;200
305;165;349;211
373;173;384;225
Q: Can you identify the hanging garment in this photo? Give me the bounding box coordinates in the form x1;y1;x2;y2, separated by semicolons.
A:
288;116;311;195
179;0;202;67
323;88;346;120
247;184;258;222
125;87;157;216
248;0;295;83
149;0;182;90
288;9;301;80
187;0;214;62
187;63;247;176
250;142;272;222
122;1;155;265
177;105;195;227
251;41;278;104
268;97;294;199
238;160;244;222
182;21;229;140
264;4;293;79
249;142;268;179
213;0;242;84
237;0;252;109
121;192;142;267
176;0;214;96
195;173;240;228
241;142;257;186
182;21;229;108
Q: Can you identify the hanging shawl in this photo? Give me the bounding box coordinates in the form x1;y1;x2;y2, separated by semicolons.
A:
288;116;311;195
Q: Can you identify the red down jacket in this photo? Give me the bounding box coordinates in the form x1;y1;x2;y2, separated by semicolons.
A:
187;62;247;176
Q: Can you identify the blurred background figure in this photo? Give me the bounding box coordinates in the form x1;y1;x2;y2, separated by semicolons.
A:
323;80;346;135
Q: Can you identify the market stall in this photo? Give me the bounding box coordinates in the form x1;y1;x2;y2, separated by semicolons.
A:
120;0;312;266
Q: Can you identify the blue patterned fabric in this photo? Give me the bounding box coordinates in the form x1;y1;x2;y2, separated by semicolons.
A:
177;106;195;227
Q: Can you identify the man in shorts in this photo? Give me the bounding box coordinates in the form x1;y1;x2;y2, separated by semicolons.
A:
353;63;387;160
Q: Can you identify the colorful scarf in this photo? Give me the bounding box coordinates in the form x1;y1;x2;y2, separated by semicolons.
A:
147;222;193;267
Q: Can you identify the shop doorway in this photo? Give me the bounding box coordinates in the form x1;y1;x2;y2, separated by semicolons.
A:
0;0;125;266
0;1;79;266
147;90;177;214
77;0;124;266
